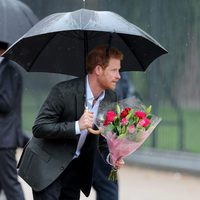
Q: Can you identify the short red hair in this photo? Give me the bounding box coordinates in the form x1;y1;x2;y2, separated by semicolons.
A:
86;45;123;73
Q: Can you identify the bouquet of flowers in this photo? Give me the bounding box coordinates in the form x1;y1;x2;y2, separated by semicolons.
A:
96;97;161;181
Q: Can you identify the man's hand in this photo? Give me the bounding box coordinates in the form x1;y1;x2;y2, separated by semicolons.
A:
78;110;94;131
115;158;125;169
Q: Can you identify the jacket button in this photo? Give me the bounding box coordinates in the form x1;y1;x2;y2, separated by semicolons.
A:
61;166;64;171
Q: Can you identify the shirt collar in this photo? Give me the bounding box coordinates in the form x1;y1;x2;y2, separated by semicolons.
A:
86;75;105;106
0;57;4;64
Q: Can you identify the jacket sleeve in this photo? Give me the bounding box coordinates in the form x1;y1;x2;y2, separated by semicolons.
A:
32;84;78;140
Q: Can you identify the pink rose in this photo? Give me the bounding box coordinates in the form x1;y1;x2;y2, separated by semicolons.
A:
134;111;146;119
106;111;117;121
103;111;117;126
121;118;128;125
138;117;150;128
128;125;135;133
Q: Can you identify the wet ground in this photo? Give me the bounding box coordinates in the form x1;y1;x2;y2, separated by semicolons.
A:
1;150;200;200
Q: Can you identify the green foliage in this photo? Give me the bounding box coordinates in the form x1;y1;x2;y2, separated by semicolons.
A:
105;0;200;107
142;105;200;153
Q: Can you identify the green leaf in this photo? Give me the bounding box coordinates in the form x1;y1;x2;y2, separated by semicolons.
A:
145;105;152;114
121;125;127;135
106;124;115;131
126;110;133;120
133;116;139;124
128;118;134;125
147;114;153;119
117;126;122;135
118;133;126;139
116;104;121;116
114;116;120;126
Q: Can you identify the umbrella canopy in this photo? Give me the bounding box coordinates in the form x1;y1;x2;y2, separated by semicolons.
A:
0;0;38;45
3;9;167;77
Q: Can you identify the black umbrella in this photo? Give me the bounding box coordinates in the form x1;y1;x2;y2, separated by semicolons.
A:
0;0;38;45
3;9;167;77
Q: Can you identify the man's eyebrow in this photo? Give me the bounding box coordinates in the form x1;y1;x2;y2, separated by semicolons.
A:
108;65;121;68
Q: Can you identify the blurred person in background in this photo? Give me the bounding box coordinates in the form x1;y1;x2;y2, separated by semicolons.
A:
115;72;138;100
0;41;29;200
92;72;137;200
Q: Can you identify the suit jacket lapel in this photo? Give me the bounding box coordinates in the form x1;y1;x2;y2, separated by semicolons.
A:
76;78;86;119
75;78;116;124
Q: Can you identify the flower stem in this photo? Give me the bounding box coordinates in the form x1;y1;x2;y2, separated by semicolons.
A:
108;167;118;181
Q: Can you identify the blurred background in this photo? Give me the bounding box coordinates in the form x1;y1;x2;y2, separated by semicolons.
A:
1;0;200;200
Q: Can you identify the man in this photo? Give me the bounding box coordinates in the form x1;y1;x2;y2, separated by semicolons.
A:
0;41;26;200
18;45;125;200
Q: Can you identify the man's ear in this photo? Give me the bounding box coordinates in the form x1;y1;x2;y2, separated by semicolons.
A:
95;65;103;75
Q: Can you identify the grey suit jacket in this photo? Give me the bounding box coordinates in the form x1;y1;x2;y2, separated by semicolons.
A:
0;59;24;148
18;77;116;195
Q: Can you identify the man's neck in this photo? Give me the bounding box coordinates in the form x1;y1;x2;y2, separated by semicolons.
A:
88;74;104;99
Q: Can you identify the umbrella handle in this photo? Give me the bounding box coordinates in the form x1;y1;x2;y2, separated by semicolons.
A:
88;127;100;135
84;107;101;135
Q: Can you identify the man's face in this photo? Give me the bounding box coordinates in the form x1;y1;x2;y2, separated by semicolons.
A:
98;57;121;90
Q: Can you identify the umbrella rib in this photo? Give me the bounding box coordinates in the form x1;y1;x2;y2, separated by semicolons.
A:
119;34;146;71
27;33;57;71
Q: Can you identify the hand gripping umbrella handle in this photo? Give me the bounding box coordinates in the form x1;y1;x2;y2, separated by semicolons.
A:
85;107;101;135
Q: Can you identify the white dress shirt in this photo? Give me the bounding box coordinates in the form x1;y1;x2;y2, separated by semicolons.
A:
0;57;4;64
74;75;105;158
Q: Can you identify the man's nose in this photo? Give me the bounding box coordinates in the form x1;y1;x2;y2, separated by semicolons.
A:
116;71;121;79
